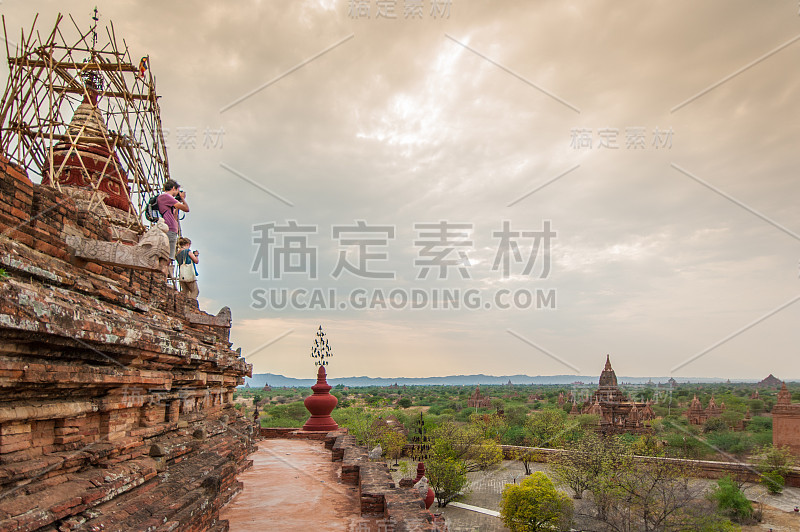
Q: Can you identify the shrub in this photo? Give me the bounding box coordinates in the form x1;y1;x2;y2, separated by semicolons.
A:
747;416;771;432
500;472;573;531
663;431;714;459
761;471;784;494
509;446;541;476
755;445;795;495
702;417;728;433
503;425;527;446
379;430;406;465
748;399;765;415
471;440;503;471
261;416;303;428
706;432;754;455
752;431;773;447
709;476;752;523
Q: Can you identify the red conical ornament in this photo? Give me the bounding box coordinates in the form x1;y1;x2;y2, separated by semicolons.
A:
302;365;339;431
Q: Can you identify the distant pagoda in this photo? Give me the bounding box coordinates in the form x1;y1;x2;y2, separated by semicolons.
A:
579;355;655;434
757;374;782;389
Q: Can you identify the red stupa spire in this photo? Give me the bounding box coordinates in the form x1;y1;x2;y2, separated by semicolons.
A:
302;326;338;431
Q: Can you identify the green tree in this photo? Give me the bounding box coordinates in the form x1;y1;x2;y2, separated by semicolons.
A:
284;401;309;421
755;444;795;494
472;440;503;471
525;408;568;448
430;421;501;472
379;430;407;466
748;399;765;415
605;458;712;531
499;472;573;532
706;431;755;456
549;432;627;501
509;446;541;476
426;456;469;507
503;425;527;446
709;475;753;523
504;405;530;427
720;410;744;430
333;408;385;449
398;397;412;408
553;431;725;531
747;415;771;432
470;412;507;441
629;433;663;457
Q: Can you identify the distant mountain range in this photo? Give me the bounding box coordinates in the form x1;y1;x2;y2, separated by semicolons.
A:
242;373;749;388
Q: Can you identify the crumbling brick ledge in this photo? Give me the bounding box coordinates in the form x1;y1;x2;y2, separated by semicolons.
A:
0;156;256;531
260;428;447;531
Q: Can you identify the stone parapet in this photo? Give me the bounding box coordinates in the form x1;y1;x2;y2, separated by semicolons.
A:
500;444;800;488
332;432;446;530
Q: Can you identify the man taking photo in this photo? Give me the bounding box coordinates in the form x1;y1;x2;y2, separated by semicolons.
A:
157;179;190;262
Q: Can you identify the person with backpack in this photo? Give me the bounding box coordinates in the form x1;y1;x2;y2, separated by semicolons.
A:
156;179;189;262
175;237;199;298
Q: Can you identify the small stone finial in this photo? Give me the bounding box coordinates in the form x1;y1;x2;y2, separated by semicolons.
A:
415;476;429;499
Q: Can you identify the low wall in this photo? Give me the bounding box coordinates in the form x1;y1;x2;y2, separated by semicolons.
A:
260;427;447;531
500;445;800;488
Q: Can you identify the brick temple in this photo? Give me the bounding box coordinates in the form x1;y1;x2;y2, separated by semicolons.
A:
467;386;492;408
686;394;726;426
579;355;655;434
0;155;255;529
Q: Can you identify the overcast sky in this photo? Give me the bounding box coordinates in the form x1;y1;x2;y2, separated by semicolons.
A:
2;1;799;380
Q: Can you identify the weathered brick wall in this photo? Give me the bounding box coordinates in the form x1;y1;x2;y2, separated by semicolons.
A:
0;157;256;531
773;405;800;458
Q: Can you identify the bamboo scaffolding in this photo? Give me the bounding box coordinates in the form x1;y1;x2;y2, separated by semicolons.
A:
0;12;170;233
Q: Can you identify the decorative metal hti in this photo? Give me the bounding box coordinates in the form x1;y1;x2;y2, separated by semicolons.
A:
409;412;430;462
310;325;333;367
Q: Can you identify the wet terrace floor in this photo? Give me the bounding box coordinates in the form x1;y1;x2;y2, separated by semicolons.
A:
221;439;383;531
